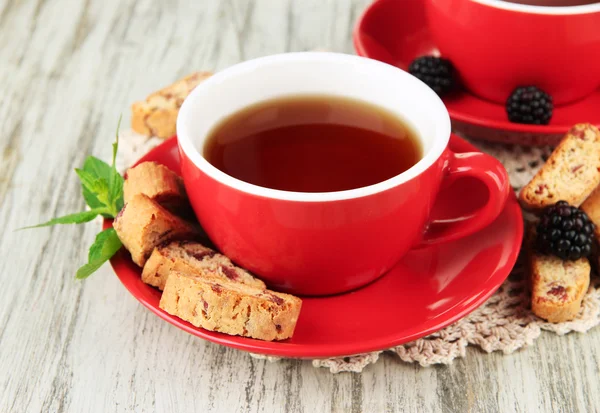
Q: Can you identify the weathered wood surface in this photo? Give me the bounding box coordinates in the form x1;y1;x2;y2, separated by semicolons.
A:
1;0;598;412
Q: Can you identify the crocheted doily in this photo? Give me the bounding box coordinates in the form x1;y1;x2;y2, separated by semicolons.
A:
117;130;600;374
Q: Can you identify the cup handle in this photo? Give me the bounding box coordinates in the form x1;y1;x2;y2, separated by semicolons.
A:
417;149;511;247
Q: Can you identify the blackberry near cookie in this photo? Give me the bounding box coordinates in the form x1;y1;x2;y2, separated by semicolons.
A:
506;86;553;125
408;56;456;96
535;201;595;261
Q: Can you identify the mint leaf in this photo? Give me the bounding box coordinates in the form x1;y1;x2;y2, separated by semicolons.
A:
88;227;120;261
78;121;124;217
77;227;122;279
78;153;124;217
80;156;113;210
21;208;106;229
75;261;107;279
75;168;110;206
108;169;124;212
82;156;113;182
81;185;113;212
108;120;124;212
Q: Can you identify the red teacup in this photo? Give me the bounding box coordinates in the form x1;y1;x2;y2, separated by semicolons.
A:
425;0;600;105
177;53;510;296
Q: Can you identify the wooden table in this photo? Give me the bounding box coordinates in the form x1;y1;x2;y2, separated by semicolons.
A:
2;0;598;411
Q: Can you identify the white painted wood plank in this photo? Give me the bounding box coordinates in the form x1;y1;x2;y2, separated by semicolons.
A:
1;0;599;412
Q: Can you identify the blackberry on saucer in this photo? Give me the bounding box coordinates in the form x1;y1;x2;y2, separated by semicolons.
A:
408;56;456;96
506;86;553;125
536;201;595;261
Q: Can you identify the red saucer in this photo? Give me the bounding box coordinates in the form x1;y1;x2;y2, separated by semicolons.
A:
107;135;523;358
353;0;600;146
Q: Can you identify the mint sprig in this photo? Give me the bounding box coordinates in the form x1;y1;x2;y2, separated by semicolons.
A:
24;117;125;279
22;209;108;229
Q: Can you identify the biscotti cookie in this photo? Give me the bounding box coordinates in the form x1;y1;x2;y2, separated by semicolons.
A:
131;72;211;139
580;186;600;241
519;123;600;211
124;162;187;207
113;194;198;266
142;240;266;291
160;271;302;341
530;252;590;323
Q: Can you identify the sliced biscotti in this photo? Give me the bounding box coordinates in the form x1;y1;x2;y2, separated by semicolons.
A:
520;123;600;211
124;161;187;207
160;271;302;341
131;72;211;139
530;252;590;323
113;194;198;266
142;240;266;291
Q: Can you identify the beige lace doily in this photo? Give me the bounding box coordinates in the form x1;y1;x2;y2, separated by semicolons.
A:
117;129;600;374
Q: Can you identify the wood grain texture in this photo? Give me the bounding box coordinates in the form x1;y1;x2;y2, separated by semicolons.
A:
1;0;599;412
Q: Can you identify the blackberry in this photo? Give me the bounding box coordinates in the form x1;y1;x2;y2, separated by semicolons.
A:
506;86;553;125
408;56;456;96
536;201;595;260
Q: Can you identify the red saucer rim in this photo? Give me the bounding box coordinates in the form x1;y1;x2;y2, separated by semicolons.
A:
107;135;523;359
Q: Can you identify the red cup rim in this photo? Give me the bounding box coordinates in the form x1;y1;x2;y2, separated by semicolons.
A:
177;52;452;203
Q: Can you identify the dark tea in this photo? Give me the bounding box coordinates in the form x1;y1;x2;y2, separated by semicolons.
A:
203;95;422;193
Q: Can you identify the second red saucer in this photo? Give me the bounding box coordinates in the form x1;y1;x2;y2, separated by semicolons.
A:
353;0;600;146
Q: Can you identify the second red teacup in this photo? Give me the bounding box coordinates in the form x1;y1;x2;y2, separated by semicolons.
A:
177;52;510;296
425;0;600;105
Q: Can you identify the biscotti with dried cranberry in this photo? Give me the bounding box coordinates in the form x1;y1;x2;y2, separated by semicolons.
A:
142;240;266;291
113;194;198;266
131;72;212;139
124;162;187;207
530;252;590;323
160;271;302;341
519;123;600;211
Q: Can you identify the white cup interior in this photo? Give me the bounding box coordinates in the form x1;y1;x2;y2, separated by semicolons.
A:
177;52;451;202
